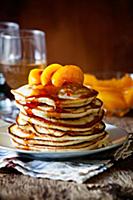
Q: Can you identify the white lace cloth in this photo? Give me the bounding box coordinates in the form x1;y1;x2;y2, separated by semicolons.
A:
0;120;132;183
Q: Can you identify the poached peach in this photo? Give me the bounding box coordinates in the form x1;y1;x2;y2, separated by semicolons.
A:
28;68;43;85
41;64;63;86
51;65;84;87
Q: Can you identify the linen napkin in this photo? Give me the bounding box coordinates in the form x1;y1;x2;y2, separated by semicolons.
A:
0;120;133;184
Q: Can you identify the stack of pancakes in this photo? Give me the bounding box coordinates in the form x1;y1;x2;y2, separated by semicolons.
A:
9;83;108;152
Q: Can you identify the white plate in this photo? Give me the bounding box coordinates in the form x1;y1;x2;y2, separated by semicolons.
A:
0;123;128;159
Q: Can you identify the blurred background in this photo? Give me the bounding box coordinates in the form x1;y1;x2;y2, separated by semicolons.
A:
0;0;133;73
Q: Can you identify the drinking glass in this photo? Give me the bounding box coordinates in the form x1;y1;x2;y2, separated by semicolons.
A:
0;22;19;64
0;22;19;118
1;29;46;89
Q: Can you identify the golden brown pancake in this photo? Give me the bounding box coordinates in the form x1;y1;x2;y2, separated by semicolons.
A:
15;120;105;137
16;110;104;131
9;123;105;142
11;84;98;107
15;98;102;119
11;133;108;152
9;83;108;152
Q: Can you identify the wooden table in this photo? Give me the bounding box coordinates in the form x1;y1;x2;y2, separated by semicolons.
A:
0;112;133;200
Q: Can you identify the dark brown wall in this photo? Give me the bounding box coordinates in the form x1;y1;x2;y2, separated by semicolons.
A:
1;0;133;73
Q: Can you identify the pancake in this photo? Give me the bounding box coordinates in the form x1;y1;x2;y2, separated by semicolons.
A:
16;105;102;123
11;84;98;108
17;110;104;131
9;123;105;141
9;81;108;152
9;125;106;146
11;132;108;152
15;120;105;137
15;98;102;119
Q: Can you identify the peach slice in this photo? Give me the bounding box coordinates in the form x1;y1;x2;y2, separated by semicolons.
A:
84;73;97;86
97;89;127;111
84;72;133;116
51;65;84;87
118;74;133;89
84;73;133;89
41;64;63;86
124;87;133;107
28;68;43;85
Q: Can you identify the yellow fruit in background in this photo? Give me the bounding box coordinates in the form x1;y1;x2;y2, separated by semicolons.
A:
84;73;133;116
84;74;97;86
97;89;127;111
84;73;133;88
124;87;133;108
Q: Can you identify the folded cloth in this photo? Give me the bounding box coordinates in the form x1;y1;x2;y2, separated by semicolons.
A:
0;120;133;184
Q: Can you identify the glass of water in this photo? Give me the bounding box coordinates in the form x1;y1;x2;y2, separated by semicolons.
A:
1;29;47;89
0;22;19;121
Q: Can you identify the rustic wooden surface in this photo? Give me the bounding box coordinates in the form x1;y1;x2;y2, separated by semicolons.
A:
0;111;133;200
